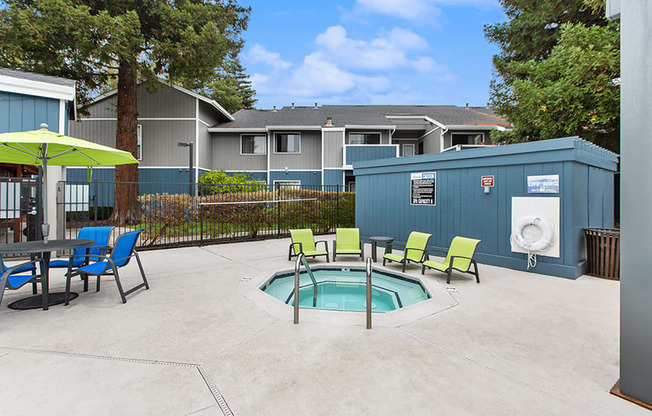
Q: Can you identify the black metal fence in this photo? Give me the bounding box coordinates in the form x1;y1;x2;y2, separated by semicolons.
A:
0;177;41;249
59;181;355;250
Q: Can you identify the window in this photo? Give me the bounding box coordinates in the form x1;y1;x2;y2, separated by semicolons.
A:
402;144;415;157
241;134;266;155
275;133;301;153
452;133;484;146
274;180;301;190
348;133;381;145
137;125;142;160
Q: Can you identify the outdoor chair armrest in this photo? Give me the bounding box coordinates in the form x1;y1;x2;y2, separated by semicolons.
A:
448;255;476;271
425;248;447;256
85;244;112;253
66;253;112;264
315;240;329;251
1;259;41;277
404;247;427;260
290;242;303;255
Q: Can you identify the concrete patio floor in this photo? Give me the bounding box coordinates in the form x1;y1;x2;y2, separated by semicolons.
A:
0;237;644;416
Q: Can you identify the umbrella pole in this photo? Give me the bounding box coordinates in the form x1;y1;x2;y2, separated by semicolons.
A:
41;149;50;244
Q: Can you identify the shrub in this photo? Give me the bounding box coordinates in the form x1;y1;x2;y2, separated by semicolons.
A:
198;170;266;195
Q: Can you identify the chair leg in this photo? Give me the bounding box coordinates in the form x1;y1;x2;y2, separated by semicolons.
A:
96;275;101;292
473;261;480;283
31;281;38;295
82;274;89;292
402;261;406;272
64;274;72;306
333;241;336;262
112;266;127;304
383;258;386;266
134;251;150;290
447;268;452;284
421;264;426;274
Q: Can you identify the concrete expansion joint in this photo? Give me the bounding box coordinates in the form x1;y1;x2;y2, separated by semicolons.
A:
0;346;235;416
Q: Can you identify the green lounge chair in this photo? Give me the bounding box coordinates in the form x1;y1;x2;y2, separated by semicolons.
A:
288;229;329;262
421;236;481;284
332;228;364;261
383;231;431;272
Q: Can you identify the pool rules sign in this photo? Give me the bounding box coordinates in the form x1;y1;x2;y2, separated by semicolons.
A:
410;172;436;205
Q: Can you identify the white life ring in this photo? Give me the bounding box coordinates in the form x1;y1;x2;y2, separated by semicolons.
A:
511;216;555;253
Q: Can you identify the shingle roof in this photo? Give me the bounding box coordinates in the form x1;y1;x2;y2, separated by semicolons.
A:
215;105;511;129
0;67;77;87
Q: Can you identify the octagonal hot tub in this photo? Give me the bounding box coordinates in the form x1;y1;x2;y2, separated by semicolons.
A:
261;266;430;313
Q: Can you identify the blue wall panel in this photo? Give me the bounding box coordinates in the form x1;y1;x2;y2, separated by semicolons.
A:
354;138;618;279
67;167;199;206
0;92;60;133
346;146;397;165
269;171;321;187
324;169;344;186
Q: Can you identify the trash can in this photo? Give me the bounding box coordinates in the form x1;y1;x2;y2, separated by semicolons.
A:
584;228;620;280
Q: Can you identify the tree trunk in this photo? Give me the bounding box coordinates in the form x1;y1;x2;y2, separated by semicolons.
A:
110;59;140;225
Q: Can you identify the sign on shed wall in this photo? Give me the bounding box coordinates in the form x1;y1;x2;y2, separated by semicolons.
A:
410;172;436;205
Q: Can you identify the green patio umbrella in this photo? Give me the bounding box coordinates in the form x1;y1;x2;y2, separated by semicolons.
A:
0;124;139;243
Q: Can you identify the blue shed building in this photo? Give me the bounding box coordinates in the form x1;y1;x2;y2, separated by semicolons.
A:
354;138;618;279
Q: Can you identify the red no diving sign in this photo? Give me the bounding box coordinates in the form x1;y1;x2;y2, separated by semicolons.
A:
481;176;494;187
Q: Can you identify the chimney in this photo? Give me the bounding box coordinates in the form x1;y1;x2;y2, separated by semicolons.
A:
314;102;318;109
291;102;295;109
325;117;333;127
272;106;277;112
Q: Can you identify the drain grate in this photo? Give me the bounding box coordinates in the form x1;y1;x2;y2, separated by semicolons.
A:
0;347;234;416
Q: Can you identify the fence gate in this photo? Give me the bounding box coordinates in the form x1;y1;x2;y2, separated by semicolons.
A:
0;177;41;250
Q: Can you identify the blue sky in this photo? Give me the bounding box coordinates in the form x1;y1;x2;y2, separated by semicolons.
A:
239;0;506;109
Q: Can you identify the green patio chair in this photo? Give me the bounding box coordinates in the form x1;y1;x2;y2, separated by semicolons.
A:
421;236;481;284
288;229;329;262
332;228;364;261
383;231;431;272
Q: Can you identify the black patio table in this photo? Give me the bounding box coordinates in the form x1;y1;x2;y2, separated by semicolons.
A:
369;236;394;262
0;239;95;310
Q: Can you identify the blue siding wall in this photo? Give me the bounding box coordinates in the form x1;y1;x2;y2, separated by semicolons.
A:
345;145;397;165
0;92;60;133
354;138;618;279
67;167;198;206
324;169;344;186
269;170;322;187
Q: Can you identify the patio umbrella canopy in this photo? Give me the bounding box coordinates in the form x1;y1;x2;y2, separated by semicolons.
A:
0;124;139;242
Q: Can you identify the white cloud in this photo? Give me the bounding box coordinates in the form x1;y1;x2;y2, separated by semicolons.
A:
313;25;429;72
246;26;456;106
246;44;292;70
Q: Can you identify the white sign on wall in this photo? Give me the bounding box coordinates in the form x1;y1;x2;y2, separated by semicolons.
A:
410;172;436;205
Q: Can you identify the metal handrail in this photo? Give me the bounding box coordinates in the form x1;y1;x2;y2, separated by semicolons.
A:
293;253;318;324
366;257;372;329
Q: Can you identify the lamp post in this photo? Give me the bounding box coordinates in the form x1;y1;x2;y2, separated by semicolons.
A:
177;142;194;196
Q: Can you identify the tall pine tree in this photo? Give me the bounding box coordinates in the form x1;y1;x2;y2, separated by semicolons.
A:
197;55;256;113
0;0;250;223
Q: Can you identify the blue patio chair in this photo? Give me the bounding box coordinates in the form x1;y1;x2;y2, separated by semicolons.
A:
64;229;149;305
1;254;38;295
0;258;41;307
49;226;114;291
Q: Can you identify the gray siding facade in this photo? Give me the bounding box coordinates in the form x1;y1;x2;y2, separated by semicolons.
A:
323;129;344;168
211;132;267;171
269;130;321;170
